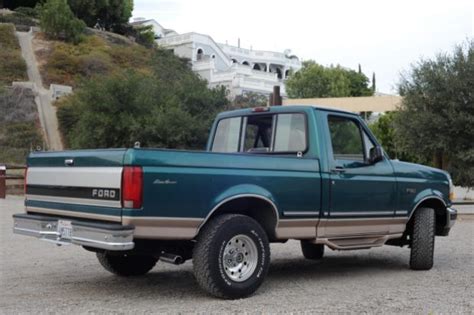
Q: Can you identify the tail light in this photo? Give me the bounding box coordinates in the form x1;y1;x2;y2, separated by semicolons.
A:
24;167;28;195
122;166;143;209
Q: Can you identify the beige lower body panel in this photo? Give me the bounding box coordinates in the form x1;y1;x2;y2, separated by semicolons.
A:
317;217;408;238
26;206;408;248
122;216;203;240
275;219;319;239
275;217;408;250
314;217;408;250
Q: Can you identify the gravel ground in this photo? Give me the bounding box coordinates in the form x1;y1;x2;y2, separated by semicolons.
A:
1;196;473;314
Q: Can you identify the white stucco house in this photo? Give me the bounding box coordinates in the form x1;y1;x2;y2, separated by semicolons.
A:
131;18;302;98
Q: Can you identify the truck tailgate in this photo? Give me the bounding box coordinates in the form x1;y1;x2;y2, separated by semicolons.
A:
25;149;127;222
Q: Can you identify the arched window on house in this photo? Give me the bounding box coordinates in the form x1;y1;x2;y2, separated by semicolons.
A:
253;64;261;71
232;58;238;63
242;61;249;66
197;48;204;60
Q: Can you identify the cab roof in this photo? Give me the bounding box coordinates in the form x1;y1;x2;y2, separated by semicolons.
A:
216;105;357;119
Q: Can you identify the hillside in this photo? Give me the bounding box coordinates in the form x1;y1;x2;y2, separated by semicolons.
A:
0;23;42;164
0;86;43;164
0;23;27;85
33;31;154;88
26;28;228;150
0;19;230;161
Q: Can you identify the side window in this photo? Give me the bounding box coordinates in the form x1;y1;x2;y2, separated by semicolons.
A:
328;116;364;161
274;113;306;152
211;117;241;152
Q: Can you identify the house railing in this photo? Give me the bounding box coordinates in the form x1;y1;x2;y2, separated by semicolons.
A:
0;164;26;198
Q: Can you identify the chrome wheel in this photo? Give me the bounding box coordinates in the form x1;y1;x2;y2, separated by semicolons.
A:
223;234;258;282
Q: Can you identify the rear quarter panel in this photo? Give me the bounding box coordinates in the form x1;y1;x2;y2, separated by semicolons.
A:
124;149;322;220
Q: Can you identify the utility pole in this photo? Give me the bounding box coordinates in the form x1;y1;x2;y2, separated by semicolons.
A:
269;86;282;106
372;72;376;93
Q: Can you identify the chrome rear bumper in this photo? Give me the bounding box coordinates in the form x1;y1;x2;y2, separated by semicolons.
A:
13;213;134;251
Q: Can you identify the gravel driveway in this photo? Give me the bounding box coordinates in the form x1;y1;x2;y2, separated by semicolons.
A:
1;196;473;314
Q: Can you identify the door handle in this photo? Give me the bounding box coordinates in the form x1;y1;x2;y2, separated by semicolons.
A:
331;166;346;173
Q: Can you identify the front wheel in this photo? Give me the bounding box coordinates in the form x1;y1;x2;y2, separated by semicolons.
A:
410;207;435;270
193;214;270;299
96;252;158;276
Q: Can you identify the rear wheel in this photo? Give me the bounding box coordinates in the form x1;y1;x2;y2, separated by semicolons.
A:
193;214;270;299
301;241;324;260
96;252;158;276
410;207;435;270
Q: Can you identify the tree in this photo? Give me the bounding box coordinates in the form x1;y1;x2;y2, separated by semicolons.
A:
231;92;268;109
67;0;133;33
395;40;474;187
3;0;41;10
346;69;373;97
39;0;86;44
369;112;425;163
131;24;156;48
57;49;229;149
286;61;373;98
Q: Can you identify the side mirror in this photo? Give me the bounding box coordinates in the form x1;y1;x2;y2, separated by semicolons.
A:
369;146;384;164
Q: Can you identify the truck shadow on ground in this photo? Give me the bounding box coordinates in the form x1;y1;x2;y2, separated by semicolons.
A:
83;252;411;300
267;253;410;280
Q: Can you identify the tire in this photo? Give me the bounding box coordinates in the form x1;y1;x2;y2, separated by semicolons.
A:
96;252;158;276
193;214;270;299
410;207;435;270
301;241;324;260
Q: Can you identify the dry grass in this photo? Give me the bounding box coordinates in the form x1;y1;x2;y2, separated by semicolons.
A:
0;86;43;164
0;23;28;86
34;32;153;87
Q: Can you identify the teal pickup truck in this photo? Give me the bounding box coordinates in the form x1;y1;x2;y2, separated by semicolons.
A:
13;105;457;299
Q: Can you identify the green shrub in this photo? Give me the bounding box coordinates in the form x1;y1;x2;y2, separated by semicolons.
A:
78;51;113;77
57;63;229;149
43;49;80;86
39;0;86;44
0;23;21;48
0;14;37;27
1;123;43;148
0;147;33;165
14;6;40;18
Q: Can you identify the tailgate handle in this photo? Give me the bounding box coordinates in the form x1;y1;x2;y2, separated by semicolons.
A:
65;159;74;166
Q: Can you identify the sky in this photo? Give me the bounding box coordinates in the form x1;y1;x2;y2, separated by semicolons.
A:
132;0;473;94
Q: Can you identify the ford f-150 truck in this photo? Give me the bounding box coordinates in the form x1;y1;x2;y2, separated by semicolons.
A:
13;105;457;299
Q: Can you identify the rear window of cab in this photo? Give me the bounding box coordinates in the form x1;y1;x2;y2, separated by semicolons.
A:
211;113;307;154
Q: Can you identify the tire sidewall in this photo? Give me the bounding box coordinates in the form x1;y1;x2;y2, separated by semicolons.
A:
210;217;269;296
